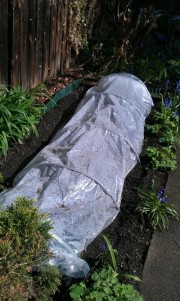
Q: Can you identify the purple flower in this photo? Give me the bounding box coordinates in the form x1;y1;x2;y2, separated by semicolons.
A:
165;80;170;88
101;243;108;251
157;188;168;203
160;196;168;204
164;97;173;108
176;80;180;93
157;188;165;198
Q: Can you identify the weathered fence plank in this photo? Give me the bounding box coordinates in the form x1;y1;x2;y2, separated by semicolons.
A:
49;0;57;77
56;0;63;73
11;0;22;86
29;0;37;88
20;0;29;90
0;1;8;85
0;0;72;89
36;0;44;86
60;0;68;73
42;0;51;82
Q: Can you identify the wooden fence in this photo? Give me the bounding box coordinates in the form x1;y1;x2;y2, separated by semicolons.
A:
0;0;71;90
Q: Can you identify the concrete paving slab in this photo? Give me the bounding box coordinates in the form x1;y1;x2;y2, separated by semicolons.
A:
140;148;180;301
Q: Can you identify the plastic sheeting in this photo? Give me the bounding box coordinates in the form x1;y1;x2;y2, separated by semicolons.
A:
0;73;153;278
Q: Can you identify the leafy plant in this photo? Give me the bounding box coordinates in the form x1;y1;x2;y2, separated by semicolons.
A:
0;197;61;301
146;146;177;170
134;57;167;82
137;181;179;231
145;93;179;169
0;172;5;190
0;84;46;158
68;0;88;56
70;266;144;301
166;60;180;80
146;93;180;148
102;235;118;273
70;235;144;301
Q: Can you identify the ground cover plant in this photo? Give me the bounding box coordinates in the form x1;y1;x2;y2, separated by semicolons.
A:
0;85;47;158
0;197;61;301
145;84;179;171
70;236;144;301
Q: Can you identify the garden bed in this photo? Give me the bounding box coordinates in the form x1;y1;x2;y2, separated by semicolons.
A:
0;79;169;300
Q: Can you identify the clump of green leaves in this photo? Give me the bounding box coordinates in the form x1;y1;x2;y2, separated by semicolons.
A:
70;266;144;301
146;146;177;170
137;181;179;231
0;197;61;301
70;235;144;301
145;87;179;171
146;95;180;148
0;84;46;158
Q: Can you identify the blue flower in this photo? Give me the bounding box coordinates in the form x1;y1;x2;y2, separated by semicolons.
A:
157;188;168;203
165;80;170;88
101;243;108;251
160;196;168;204
176;80;180;93
164;97;173;108
157;188;165;198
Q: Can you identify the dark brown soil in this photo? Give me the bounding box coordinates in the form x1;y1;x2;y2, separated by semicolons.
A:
0;81;168;300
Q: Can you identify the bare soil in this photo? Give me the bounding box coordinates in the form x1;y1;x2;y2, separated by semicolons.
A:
0;76;168;300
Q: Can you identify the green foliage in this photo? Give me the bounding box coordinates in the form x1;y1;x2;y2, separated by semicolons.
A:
146;146;177;170
145;92;179;171
102;235;118;273
33;266;61;301
70;266;144;301
137;182;179;231
166;60;180;80
101;235;142;282
134;57;167;82
0;84;46;158
146;98;180;148
70;235;143;301
68;0;88;56
0;197;61;301
0;172;5;190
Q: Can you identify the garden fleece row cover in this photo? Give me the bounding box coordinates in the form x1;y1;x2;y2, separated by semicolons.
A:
0;73;153;278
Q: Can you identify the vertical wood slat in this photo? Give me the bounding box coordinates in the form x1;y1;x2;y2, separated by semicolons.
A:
55;0;63;73
0;0;8;85
29;0;37;88
49;0;57;78
20;0;29;90
1;0;72;89
42;0;51;82
36;0;44;86
11;0;22;86
61;0;68;73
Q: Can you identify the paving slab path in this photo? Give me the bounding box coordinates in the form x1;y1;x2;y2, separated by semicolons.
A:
140;148;180;301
